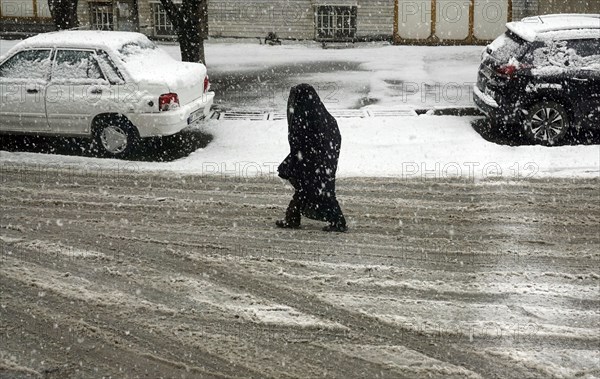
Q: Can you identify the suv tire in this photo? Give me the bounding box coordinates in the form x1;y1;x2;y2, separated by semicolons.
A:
524;101;570;146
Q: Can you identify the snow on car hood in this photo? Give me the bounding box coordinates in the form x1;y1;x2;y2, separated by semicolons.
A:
116;42;207;106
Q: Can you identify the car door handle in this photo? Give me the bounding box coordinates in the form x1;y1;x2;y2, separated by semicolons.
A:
26;89;39;94
573;78;588;82
90;88;103;94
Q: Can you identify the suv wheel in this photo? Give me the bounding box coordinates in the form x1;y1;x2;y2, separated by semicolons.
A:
94;116;139;158
524;101;570;145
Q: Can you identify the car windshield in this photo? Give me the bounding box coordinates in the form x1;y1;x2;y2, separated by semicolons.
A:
489;32;529;64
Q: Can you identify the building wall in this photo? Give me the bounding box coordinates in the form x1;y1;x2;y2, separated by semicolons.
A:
137;0;153;33
356;0;394;38
5;0;596;40
394;0;599;45
511;0;600;20
208;0;314;40
395;0;514;44
77;0;89;28
77;0;111;30
538;0;600;14
0;0;54;36
206;0;394;41
511;0;538;20
76;0;394;41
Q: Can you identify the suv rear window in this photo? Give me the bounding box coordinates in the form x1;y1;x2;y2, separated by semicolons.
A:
489;32;530;64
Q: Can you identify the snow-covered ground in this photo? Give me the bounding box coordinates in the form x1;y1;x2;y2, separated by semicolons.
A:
2;117;599;179
1;38;599;179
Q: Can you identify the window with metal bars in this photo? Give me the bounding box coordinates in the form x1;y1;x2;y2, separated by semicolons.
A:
151;2;175;36
316;6;357;40
89;3;114;31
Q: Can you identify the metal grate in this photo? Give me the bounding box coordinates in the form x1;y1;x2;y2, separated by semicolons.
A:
220;111;269;121
151;2;175;36
215;109;423;121
316;6;357;41
90;3;114;31
268;113;287;121
329;109;368;118
365;109;419;117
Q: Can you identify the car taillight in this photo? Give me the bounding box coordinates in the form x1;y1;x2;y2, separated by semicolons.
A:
496;63;531;78
204;75;210;93
159;93;179;111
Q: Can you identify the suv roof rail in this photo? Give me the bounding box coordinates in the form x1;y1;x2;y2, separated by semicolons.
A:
509;13;600;42
522;13;600;23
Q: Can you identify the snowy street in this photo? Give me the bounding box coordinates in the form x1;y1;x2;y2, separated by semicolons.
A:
1;165;599;378
1;36;600;378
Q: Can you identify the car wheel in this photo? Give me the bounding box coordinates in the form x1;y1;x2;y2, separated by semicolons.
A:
94;116;139;158
524;101;570;145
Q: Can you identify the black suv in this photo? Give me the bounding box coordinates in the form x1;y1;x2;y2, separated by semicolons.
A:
474;14;600;145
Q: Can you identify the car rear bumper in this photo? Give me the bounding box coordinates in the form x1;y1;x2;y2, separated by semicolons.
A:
128;91;215;138
473;85;499;113
473;85;523;126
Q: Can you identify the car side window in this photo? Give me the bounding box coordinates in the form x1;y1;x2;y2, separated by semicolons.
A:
52;49;105;81
532;39;600;73
568;40;600;73
96;50;125;84
0;49;52;80
567;39;600;58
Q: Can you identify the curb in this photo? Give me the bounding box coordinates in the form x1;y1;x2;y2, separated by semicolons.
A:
211;107;484;121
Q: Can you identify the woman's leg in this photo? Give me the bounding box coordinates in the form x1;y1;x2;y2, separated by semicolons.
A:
300;196;347;232
285;191;302;226
276;191;302;228
324;198;347;230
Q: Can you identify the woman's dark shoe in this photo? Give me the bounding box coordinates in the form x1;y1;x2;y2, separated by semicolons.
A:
322;224;348;233
276;220;300;229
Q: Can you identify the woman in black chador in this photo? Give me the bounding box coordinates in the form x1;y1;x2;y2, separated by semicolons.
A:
276;84;347;232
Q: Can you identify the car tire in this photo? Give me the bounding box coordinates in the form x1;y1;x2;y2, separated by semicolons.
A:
524;101;570;146
94;116;139;159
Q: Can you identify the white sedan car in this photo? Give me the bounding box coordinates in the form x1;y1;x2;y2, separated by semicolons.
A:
0;30;214;158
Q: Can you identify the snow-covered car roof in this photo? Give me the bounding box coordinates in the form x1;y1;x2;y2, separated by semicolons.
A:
6;30;151;53
506;14;600;42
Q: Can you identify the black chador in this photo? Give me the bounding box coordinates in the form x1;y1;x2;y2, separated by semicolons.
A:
276;84;347;232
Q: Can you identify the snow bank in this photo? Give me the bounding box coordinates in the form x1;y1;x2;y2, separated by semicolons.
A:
1;116;598;180
186;116;599;180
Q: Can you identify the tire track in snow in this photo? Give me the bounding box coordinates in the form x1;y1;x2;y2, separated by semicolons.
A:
1;165;598;378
